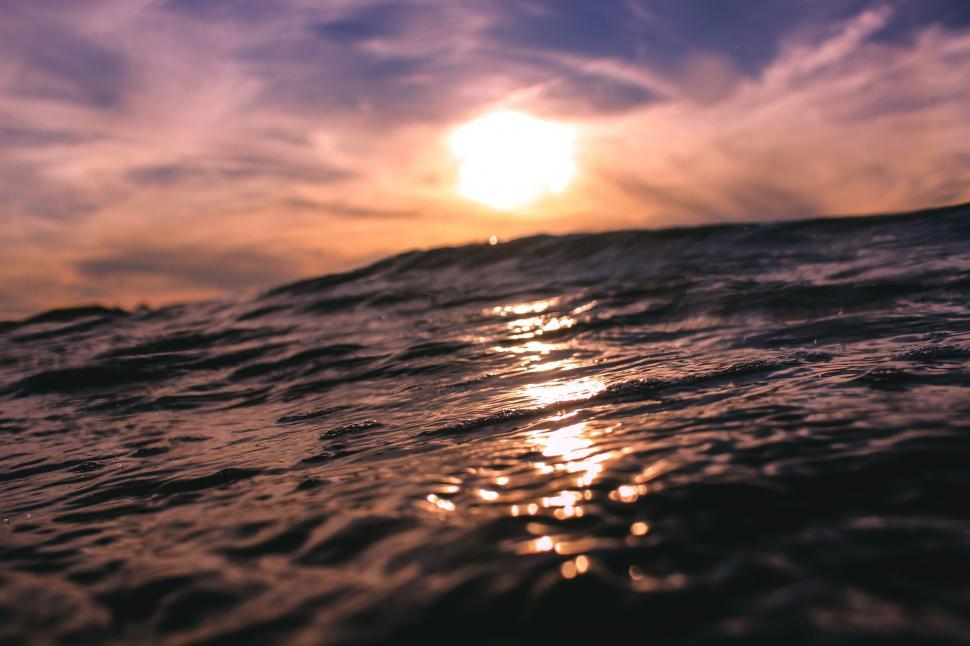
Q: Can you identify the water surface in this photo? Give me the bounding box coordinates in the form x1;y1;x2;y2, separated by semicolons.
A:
2;204;970;644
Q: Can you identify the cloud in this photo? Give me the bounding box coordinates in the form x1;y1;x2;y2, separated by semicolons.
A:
487;0;644;59
0;10;130;109
283;198;418;219
594;6;970;224
0;0;968;315
126;157;352;187
160;0;293;23
75;245;303;291
313;2;441;43
504;58;664;116
0;125;98;147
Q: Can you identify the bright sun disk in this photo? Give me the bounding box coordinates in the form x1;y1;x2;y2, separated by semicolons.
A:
450;111;576;210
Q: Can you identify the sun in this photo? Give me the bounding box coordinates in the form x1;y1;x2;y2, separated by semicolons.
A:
450;111;576;211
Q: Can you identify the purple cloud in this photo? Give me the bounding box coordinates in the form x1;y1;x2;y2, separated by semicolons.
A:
0;0;968;316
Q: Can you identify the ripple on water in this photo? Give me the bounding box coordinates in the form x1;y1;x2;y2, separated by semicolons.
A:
2;205;970;644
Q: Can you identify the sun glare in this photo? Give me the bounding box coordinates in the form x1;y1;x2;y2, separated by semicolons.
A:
450;111;576;211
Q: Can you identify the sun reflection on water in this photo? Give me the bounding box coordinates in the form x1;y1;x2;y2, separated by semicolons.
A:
560;554;590;579
428;296;643;579
631;521;650;536
492;300;556;317
478;488;500;501
530;421;608;488
506;314;576;340
491;297;581;343
522;377;605;407
492;340;561;356
425;493;456;512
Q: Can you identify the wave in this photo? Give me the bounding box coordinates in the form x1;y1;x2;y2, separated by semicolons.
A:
2;202;970;644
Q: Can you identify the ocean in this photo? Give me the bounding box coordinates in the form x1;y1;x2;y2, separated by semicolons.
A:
2;203;970;645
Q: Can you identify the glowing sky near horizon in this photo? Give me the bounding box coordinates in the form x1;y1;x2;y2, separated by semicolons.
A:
1;0;969;317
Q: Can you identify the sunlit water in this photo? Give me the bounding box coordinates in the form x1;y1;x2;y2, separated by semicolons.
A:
2;204;970;644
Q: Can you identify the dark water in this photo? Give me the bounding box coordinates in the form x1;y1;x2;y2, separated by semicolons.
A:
3;204;970;645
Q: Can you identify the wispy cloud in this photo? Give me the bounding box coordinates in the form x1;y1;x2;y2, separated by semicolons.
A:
0;0;968;316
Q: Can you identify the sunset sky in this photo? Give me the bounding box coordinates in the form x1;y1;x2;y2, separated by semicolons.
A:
2;0;969;317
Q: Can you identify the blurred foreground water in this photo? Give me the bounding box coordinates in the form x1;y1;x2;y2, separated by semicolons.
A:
2;204;970;644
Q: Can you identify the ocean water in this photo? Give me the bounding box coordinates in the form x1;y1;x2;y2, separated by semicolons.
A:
2;204;970;645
